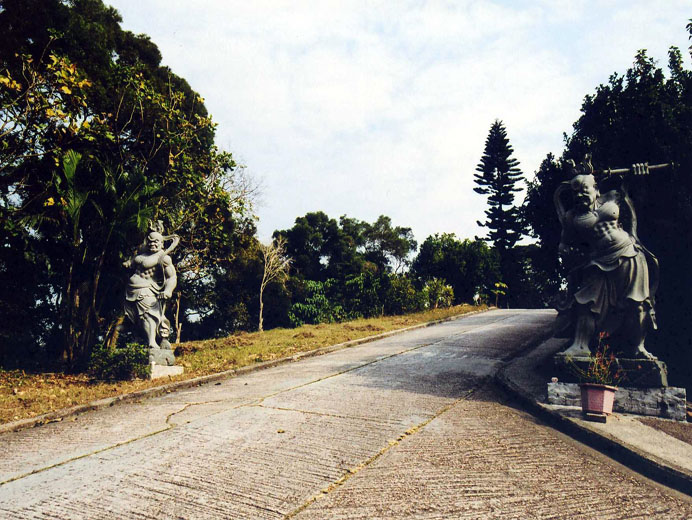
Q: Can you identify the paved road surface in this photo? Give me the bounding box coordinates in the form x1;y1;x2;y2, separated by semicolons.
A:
1;309;690;519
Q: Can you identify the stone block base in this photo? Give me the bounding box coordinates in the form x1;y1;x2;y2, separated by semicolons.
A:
149;347;175;366
150;364;184;380
547;382;686;421
553;354;668;388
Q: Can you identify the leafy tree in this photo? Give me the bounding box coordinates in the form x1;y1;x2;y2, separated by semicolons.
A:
341;270;387;318
361;215;417;273
522;153;565;304
0;0;255;367
474;120;527;254
384;275;425;315
185;234;264;340
276;212;417;283
412;233;499;304
275;212;356;281
276;211;421;323
422;278;454;309
288;279;345;327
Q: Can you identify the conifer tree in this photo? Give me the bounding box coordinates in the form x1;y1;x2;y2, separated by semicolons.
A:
474;120;526;253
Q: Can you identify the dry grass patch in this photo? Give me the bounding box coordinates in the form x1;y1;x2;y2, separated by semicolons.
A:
0;304;483;424
639;416;692;446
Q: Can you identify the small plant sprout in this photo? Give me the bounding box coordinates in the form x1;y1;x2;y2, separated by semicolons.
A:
491;282;507;308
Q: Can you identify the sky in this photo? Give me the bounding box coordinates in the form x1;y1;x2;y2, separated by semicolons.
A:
106;0;691;244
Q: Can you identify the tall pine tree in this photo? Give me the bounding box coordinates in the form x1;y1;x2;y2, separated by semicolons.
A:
473;120;527;305
474;120;526;252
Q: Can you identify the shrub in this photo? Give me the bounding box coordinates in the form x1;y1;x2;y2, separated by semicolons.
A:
288;280;345;327
385;275;425;315
422;278;454;309
342;272;385;318
88;343;151;380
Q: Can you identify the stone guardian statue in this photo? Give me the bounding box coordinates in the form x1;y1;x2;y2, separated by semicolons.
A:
553;156;669;386
122;220;179;365
554;157;659;360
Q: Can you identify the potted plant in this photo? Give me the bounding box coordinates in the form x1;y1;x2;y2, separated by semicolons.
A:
569;332;623;415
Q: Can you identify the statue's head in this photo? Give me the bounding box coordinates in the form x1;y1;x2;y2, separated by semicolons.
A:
147;232;163;253
570;174;598;209
566;154;598;209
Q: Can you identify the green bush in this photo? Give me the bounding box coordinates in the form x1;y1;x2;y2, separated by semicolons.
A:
342;272;385;318
422;278;454;309
385;275;425;315
288;280;346;327
88;343;151;380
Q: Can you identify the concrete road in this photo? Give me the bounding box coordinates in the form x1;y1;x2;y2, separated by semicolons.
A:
1;309;690;519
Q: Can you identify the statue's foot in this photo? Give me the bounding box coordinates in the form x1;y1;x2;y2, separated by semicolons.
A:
630;344;657;361
558;343;592;358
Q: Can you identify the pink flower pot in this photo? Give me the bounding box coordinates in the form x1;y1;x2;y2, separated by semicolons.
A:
579;383;617;415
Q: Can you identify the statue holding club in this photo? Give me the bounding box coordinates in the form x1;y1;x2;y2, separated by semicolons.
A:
553;155;669;371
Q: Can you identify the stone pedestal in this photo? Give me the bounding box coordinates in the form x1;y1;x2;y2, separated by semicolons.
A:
148;340;182;379
547;382;686;421
149;347;175;366
150;363;184;380
616;358;669;387
553;354;668;388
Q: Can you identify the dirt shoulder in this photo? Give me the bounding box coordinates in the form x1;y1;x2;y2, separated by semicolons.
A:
1;304;484;425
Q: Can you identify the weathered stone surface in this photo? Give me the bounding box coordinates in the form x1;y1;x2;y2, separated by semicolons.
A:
150;363;183;379
553;354;669;388
617;357;669;387
547;381;582;407
547;382;686;421
616;385;687;421
149;347;175;366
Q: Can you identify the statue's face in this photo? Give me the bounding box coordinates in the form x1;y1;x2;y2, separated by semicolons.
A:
571;175;597;209
147;233;163;253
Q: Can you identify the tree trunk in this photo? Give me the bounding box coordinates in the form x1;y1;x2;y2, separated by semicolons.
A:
105;315;125;349
62;250;77;363
258;285;264;332
174;292;182;343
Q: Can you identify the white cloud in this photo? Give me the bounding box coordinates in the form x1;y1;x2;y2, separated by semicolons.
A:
107;0;691;243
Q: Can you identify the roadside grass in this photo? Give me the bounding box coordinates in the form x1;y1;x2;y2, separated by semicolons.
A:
0;304;483;425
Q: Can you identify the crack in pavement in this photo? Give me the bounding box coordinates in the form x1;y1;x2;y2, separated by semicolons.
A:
283;385;483;519
1;315;517;488
254;404;409;425
0;425;172;486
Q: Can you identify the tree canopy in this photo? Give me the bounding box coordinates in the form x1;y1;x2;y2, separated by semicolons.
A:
411;233;499;304
0;0;255;366
474;120;526;253
274;211;417;281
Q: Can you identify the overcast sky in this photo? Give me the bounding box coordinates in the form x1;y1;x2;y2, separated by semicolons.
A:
106;1;691;244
